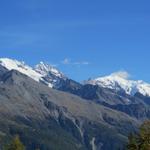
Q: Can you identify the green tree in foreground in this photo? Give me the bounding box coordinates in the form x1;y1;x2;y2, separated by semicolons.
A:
5;135;25;150
127;121;150;150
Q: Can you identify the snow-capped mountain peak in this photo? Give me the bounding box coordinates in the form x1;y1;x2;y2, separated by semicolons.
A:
85;71;150;97
35;62;65;78
0;58;42;82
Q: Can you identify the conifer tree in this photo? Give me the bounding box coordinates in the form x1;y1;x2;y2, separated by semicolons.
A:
5;135;25;150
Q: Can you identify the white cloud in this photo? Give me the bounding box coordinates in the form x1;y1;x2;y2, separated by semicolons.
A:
111;71;130;79
62;58;70;64
50;64;59;67
81;61;90;65
61;58;90;66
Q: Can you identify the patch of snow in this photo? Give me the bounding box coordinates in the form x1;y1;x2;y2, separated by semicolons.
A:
90;137;96;150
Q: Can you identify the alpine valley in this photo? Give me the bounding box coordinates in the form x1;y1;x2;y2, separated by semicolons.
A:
0;58;150;150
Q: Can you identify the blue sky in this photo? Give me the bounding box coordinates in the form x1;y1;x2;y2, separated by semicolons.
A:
0;0;150;81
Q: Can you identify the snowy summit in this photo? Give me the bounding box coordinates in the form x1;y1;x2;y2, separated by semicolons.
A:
85;71;150;97
0;58;42;82
35;61;65;78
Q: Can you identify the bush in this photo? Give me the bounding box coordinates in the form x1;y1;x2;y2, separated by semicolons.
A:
127;121;150;150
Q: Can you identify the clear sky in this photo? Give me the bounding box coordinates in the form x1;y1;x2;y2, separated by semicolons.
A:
0;0;150;82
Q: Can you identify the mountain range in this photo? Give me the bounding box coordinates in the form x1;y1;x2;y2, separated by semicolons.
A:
0;58;150;150
1;58;150;98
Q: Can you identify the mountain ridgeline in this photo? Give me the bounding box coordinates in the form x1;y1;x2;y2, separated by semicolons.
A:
0;58;150;150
